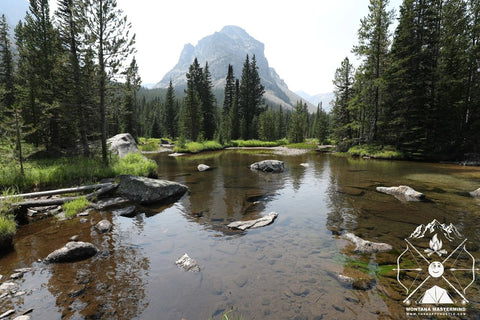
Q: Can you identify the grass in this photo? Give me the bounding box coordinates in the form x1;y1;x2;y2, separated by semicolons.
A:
63;196;90;219
347;144;404;160
208;310;244;320
231;139;286;147
0;189;18;251
0;153;158;192
173;140;223;153
286;138;320;150
138;138;161;152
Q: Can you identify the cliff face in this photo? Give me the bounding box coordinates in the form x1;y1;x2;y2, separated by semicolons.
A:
155;26;310;110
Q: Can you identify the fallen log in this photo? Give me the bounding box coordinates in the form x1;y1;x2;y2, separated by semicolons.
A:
0;182;115;200
11;183;118;208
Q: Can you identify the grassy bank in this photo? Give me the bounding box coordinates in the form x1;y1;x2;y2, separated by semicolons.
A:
0;190;18;251
0;153;157;192
172;139;289;153
347;144;404;160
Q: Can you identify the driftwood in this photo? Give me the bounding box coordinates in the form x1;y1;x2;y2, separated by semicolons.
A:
10;183;118;208
0;182;114;200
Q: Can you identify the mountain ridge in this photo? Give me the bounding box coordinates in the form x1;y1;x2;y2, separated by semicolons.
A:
154;26;313;111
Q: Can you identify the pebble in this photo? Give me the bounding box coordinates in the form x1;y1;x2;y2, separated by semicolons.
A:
69;235;79;242
9;273;23;280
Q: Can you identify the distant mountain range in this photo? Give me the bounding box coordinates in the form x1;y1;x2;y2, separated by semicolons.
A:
154;25;316;112
295;91;334;113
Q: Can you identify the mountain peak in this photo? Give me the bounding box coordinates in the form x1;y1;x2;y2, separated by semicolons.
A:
154;26;311;110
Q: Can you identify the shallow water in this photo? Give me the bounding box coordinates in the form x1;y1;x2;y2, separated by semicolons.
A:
1;151;480;319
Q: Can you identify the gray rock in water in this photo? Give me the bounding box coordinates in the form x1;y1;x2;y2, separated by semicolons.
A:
376;185;425;201
250;160;285;173
93;197;131;210
470;187;480;197
112;205;136;217
44;241;98;263
107;133;139;158
227;212;278;231
14;315;32;320
175;253;200;272
95;220;112;233
0;310;15;318
115;175;188;205
344;233;392;253
197;164;210;172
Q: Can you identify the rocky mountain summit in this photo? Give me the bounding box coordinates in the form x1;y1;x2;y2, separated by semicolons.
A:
155;26;311;110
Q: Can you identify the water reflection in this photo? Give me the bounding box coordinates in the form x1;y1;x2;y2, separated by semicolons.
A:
2;151;480;319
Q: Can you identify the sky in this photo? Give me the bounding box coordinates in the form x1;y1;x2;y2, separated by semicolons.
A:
42;0;402;94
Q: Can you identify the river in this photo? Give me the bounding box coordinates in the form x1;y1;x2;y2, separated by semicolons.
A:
1;150;480;319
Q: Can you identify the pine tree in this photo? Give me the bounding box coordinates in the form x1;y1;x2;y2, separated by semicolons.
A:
180;61;203;141
56;0;90;155
199;62;216;140
230;79;241;140
16;0;59;149
352;0;394;142
164;80;177;139
123;56;141;140
384;0;443;157
219;65;235;143
288;101;308;143
0;15;26;175
239;54;265;139
313;104;329;143
332;57;355;148
87;0;136;165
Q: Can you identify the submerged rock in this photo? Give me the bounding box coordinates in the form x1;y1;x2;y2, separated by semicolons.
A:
333;273;375;290
344;233;392;253
250;160;285;173
112;205;136;217
45;241;98;263
376;185;425;201
227;212;279;231
197;164;210;172
470;187;480;197
95;220;112;233
107;133;139;158
93;197;131;210
175;253;200;272
115;175;188;205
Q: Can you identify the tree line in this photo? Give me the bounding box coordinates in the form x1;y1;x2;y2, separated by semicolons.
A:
0;0;138;170
136;55;330;145
332;0;480;160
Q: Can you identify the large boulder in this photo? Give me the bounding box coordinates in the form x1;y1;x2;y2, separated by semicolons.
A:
227;212;279;231
45;241;98;263
107;133;139;158
250;160;285;173
115;175;188;205
376;185;425;201
344;233;392;253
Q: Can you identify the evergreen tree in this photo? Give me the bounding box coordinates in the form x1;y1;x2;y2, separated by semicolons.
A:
0;15;25;175
384;0;443;157
239;54;265;139
17;0;59;149
164;80;177;139
56;0;90;155
313;104;329;143
123;56;141;140
332;57;355;148
288;101;308;143
180;61;203;141
199;62;216;140
352;0;394;142
87;0;136;165
230;79;241;139
219;65;235;143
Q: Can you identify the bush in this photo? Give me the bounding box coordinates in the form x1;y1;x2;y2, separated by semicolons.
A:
63;196;90;219
112;153;158;177
0;189;18;251
173;140;223;153
347;145;404;159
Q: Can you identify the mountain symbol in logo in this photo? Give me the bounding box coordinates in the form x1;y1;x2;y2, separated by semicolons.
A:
409;219;462;241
